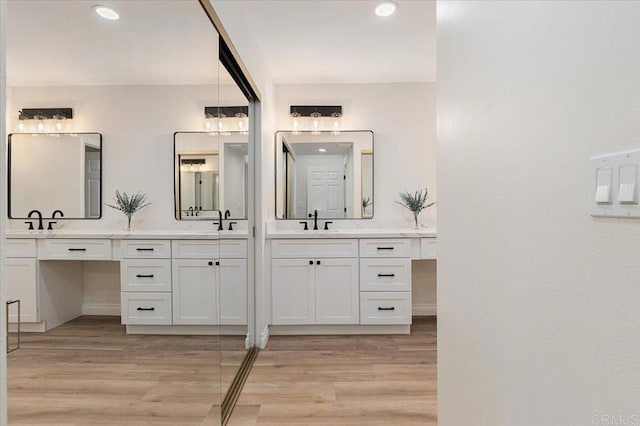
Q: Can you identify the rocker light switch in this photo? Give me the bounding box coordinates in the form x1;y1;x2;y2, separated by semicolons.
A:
618;164;637;204
618;183;636;203
596;185;611;203
595;166;613;203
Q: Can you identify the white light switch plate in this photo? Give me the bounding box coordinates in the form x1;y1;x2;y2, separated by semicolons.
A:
590;149;640;217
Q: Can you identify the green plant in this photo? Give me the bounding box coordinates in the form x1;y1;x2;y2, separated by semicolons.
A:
396;188;435;228
362;197;372;209
105;190;150;230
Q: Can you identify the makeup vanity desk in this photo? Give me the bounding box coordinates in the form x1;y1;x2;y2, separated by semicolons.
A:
5;229;249;335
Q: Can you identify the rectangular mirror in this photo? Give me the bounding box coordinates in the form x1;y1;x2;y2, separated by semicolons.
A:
174;131;248;220
275;130;374;219
8;132;102;219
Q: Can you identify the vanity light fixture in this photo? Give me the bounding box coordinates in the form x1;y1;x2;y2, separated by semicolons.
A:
203;106;248;135
17;108;73;133
375;1;398;17
289;106;343;135
94;5;120;21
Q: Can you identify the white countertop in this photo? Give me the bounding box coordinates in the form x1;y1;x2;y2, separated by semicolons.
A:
266;227;437;239
5;229;249;240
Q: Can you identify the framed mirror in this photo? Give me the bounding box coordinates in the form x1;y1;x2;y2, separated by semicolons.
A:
174;131;248;220
275;130;374;219
8;132;102;219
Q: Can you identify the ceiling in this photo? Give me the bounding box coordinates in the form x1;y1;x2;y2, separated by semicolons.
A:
7;0;224;86
215;0;436;84
6;0;436;87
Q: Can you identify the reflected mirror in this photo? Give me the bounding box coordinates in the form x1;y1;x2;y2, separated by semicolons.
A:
175;131;249;220
275;130;374;219
8;133;102;219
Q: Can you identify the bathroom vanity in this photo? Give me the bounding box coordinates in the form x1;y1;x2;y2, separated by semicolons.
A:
6;230;249;337
265;227;437;337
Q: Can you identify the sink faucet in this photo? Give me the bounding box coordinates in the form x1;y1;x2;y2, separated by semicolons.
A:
188;206;194;217
214;210;224;231
27;210;44;230
313;209;319;230
48;209;64;230
224;209;231;219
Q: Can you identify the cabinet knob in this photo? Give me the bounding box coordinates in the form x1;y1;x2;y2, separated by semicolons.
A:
208;261;213;266
309;260;313;265
316;260;321;265
216;261;220;266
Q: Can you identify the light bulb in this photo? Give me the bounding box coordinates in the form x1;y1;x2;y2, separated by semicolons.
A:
236;112;246;131
37;120;45;132
331;112;342;135
204;114;214;131
311;112;321;135
291;112;301;135
17;121;25;132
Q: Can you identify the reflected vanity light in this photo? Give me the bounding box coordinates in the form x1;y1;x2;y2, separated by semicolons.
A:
375;1;398;17
289;105;342;135
94;5;120;21
318;148;327;153
203;106;248;135
17;108;73;133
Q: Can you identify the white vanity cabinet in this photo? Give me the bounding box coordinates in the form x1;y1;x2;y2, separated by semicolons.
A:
271;239;359;325
6;240;38;323
359;239;412;325
172;258;219;325
120;240;172;325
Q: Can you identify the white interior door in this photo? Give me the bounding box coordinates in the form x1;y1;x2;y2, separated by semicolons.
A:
84;151;101;218
307;166;345;218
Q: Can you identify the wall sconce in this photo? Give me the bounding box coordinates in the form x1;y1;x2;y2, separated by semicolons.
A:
289;106;343;135
204;106;249;136
17;108;73;133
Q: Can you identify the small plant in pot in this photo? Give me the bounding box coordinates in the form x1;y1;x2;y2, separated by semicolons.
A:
362;197;372;216
396;188;435;228
105;190;150;231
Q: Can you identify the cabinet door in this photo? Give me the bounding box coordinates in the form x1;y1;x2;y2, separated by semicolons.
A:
172;259;218;325
315;258;359;324
219;258;247;325
272;259;315;325
6;258;38;323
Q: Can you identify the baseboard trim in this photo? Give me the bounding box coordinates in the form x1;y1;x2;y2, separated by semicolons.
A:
270;324;410;335
82;303;120;316
126;324;247;336
259;325;270;349
413;303;437;316
8;321;45;333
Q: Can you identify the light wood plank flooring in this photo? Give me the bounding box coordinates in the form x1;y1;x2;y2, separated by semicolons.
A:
230;317;437;426
7;316;436;425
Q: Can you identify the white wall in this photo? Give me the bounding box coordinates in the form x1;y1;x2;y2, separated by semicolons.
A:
274;83;437;225
0;1;7;422
438;1;640;424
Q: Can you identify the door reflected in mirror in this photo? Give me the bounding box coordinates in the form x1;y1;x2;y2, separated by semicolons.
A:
275;130;374;219
175;132;248;220
8;133;102;219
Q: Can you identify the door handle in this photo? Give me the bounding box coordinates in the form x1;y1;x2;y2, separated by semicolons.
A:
377;307;396;311
67;248;87;252
136;274;154;278
136;307;155;311
377;273;395;277
136;248;154;252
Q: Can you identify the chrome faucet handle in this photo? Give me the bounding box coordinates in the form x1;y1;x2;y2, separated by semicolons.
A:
299;221;309;231
47;221;56;230
323;221;333;230
228;222;237;231
24;221;34;230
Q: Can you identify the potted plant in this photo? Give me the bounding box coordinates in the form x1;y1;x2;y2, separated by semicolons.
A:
105;190;150;231
362;197;372;217
396;188;435;228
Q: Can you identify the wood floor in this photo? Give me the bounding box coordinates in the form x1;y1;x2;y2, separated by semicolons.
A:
7;316;436;425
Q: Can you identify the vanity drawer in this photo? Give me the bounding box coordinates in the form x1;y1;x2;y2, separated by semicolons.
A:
220;239;247;259
121;292;172;325
360;258;411;292
6;239;36;258
120;240;171;259
420;238;437;259
39;239;112;260
172;240;220;259
120;260;171;292
271;239;358;259
360;292;412;325
359;239;411;258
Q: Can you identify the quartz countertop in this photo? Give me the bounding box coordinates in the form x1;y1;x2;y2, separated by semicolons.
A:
266;227;437;239
5;229;249;240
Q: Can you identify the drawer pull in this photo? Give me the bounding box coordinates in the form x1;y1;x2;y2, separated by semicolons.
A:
136;248;155;252
136;307;155;311
377;273;395;277
135;274;155;278
67;248;86;252
377;307;396;311
376;247;394;250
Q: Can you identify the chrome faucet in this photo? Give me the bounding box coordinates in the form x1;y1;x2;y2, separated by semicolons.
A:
313;209;319;230
27;210;44;230
188;206;194;217
224;209;231;219
48;209;64;230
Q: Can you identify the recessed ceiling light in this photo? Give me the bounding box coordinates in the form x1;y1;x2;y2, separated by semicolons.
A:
318;148;327;153
375;1;398;17
94;5;119;21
